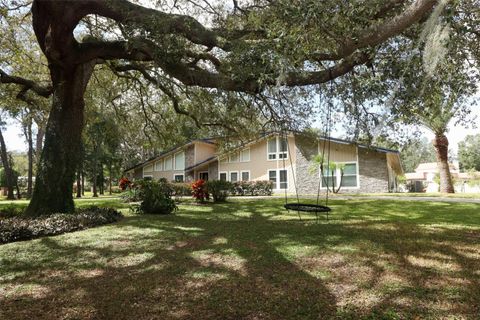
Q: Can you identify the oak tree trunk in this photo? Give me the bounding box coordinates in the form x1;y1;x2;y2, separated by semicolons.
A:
25;62;95;216
432;133;455;193
35;125;45;169
0;125;15;200
25;120;34;198
76;170;82;198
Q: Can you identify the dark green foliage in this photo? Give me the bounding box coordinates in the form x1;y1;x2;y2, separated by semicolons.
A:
120;189;142;203
458;134;480;171
0;207;122;244
205;180;232;202
0;205;23;219
399;137;436;173
132;179;177;214
171;182;192;197
230;180;274;196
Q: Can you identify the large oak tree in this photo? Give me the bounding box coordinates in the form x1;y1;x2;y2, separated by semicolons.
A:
0;0;445;215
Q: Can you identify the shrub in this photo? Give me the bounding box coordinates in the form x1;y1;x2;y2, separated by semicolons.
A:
192;179;209;202
171;182;192;197
205;180;232;202
132;179;177;214
119;177;132;191
120;188;142;203
0;207;123;244
230;180;273;196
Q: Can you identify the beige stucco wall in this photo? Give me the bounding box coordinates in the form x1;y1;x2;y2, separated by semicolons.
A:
195;143;216;163
218;135;296;193
318;140;357;162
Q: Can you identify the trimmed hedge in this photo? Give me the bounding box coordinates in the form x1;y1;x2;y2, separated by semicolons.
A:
230;180;274;196
205;180;232;202
171;182;192;197
0;207;123;244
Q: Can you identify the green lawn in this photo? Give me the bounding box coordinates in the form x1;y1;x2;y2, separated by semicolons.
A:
348;192;480;199
1;198;479;319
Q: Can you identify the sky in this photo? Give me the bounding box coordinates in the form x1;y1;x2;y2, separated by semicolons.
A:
4;104;479;155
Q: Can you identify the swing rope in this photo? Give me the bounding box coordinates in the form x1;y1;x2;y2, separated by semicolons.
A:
282;83;333;220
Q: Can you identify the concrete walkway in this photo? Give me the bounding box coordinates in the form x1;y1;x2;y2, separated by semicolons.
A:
234;194;480;204
334;195;480;204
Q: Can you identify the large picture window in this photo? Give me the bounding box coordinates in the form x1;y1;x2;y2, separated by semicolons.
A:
268;169;288;189
164;156;173;171
341;163;358;187
240;148;250;162
174;151;185;170
155;160;163;171
267;136;288;160
321;163;358;188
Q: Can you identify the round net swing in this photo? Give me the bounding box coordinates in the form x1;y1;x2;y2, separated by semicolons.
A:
279;84;335;221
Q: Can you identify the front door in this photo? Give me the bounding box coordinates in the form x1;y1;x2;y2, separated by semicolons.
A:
199;172;209;181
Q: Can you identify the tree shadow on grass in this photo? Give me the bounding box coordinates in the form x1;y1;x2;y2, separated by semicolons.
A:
1;199;479;319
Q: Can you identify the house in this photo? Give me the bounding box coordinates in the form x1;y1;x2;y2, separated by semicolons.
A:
405;162;480;193
124;132;403;194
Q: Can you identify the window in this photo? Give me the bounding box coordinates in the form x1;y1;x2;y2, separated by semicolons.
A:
269;169;288;189
229;152;239;162
278;138;288;159
230;171;239;182
219;172;227;181
241;171;250;181
155;160;163;171
341;163;358;187
174;174;184;182
267;138;277;160
269;170;277;184
321;163;358;188
174;151;185;170
279;170;288;189
240;148;250;162
323;166;335;188
267;137;288;160
164;156;173;171
143;175;153;181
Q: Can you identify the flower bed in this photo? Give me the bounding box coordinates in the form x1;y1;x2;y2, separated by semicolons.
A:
0;207;123;244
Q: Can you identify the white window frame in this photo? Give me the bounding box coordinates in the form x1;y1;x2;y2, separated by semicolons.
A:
155;160;163;171
267;138;277;160
174;151;185;170
142;175;153;180
173;173;184;183
164;156;173;171
218;171;228;181
229;152;239;163
241;170;250;181
268;169;288;190
143;164;154;175
320;161;360;189
267;136;288;161
229;171;239;182
240;148;250;162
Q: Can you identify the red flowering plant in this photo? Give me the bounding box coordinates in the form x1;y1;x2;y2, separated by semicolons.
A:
191;179;209;203
119;177;132;191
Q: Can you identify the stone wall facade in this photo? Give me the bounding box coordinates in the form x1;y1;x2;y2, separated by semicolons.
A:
295;136;390;194
358;148;389;193
295;135;321;195
185;145;195;169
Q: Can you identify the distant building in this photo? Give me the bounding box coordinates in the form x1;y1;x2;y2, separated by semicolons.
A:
405;162;480;193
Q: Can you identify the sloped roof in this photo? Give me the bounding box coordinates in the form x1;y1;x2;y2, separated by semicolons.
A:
124;139;215;172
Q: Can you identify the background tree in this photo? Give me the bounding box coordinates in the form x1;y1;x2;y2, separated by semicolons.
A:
458;134;480;171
